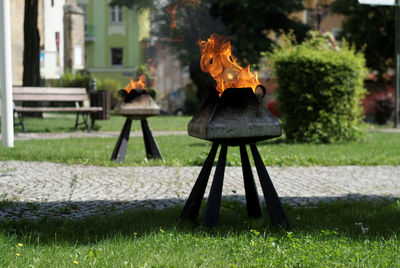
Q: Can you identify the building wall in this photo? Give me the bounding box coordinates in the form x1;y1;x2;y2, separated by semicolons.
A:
10;0;25;86
152;48;191;113
10;0;65;84
77;0;150;85
302;0;345;36
320;13;345;37
41;0;65;79
63;3;85;72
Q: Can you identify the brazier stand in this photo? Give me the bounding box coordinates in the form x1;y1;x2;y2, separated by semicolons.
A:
110;117;163;163
180;87;289;227
111;89;163;163
180;142;289;228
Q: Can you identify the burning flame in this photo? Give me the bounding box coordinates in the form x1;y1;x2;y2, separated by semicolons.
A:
124;75;147;94
199;33;259;95
165;1;201;42
166;2;178;29
183;0;200;7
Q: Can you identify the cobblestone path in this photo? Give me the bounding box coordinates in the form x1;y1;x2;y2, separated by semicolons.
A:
1;161;399;220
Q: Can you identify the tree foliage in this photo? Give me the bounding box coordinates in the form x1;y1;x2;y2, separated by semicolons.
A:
152;1;227;66
112;0;310;67
208;0;309;66
109;0;154;10
331;0;395;73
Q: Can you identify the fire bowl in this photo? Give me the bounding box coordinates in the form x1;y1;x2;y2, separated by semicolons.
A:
114;89;160;119
188;87;282;146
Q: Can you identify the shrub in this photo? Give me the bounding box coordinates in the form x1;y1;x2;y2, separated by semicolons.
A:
269;31;367;143
97;78;121;108
59;71;93;90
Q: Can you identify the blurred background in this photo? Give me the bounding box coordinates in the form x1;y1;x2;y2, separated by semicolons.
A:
4;0;398;125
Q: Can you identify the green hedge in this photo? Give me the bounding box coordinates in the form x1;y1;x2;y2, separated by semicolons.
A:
269;32;367;143
59;71;93;90
97;78;121;108
55;72;122;108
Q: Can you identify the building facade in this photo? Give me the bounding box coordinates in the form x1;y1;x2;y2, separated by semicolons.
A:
76;0;150;85
41;0;65;79
10;0;25;85
303;0;344;37
10;0;85;84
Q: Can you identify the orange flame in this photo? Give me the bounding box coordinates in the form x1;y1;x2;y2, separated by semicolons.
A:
166;2;178;29
199;33;259;95
182;0;200;7
124;75;147;94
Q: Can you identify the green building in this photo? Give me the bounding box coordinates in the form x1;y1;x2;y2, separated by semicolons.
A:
77;0;150;85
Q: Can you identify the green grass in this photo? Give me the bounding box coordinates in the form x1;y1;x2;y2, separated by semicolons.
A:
7;114;191;133
1;132;399;166
5;113;394;133
1;200;400;267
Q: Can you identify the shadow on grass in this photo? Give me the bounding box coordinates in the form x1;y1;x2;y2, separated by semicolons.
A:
189;142;210;147
1;195;399;245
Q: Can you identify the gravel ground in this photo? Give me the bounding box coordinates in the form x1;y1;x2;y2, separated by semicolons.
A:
1;161;400;220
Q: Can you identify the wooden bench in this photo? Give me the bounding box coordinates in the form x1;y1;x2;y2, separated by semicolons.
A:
13;87;103;132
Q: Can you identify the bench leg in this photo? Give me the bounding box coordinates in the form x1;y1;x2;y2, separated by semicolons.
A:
83;113;91;132
74;113;80;130
91;117;96;130
75;113;91;132
15;112;26;133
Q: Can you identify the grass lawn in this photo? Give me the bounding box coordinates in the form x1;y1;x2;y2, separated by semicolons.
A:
0;132;399;166
7;114;192;133
1;199;400;267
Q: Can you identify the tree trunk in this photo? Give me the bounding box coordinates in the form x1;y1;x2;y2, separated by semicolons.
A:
23;0;40;87
22;0;42;118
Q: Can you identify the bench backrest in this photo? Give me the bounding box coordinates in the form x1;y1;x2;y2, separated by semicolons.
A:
13;87;89;102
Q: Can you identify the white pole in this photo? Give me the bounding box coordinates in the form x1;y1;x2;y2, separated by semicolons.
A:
0;0;14;147
395;0;400;128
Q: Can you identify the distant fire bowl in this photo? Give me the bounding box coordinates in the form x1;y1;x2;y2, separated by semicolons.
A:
114;89;160;119
111;89;163;162
188;87;282;145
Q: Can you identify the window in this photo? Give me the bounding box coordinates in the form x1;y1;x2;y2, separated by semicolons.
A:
110;6;123;23
111;48;123;66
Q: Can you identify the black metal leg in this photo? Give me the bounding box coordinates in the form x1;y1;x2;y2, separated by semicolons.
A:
180;143;219;221
74;113;79;130
111;118;132;163
240;145;262;219
91;117;96;130
17;112;26;133
202;145;228;227
141;119;163;160
82;113;91;132
250;143;289;226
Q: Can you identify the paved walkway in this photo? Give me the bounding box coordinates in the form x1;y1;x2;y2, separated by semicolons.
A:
1;161;399;220
12;130;187;140
6;127;398;141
